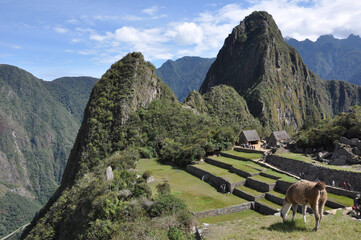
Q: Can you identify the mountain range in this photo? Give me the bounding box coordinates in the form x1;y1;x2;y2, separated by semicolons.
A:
286;34;361;85
0;65;97;237
19;11;361;239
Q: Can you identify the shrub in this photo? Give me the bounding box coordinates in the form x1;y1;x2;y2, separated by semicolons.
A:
142;170;152;180
156;183;170;195
148;194;187;218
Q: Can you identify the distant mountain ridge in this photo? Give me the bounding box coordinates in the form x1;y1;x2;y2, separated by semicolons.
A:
286;34;361;85
156;56;215;101
0;64;96;237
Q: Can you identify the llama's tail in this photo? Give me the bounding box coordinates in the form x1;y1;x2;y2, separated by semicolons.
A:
315;182;326;190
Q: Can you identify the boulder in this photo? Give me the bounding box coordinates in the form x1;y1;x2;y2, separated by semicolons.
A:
331;143;361;165
106;166;114;180
146;176;155;183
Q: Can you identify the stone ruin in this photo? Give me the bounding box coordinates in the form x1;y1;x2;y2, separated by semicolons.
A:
316;137;361;165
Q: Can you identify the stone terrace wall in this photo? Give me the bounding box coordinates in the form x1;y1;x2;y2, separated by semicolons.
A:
266;155;361;193
193;202;253;218
234;147;264;154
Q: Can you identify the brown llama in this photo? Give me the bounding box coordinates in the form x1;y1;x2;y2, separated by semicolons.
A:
280;181;327;231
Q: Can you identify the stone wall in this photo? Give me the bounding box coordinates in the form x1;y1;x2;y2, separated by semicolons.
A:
266;155;361;193
193;202;253;218
274;179;294;193
246;178;275;192
186;165;246;193
234;147;264;154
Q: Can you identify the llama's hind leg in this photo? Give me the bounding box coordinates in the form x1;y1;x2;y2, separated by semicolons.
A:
302;204;307;222
291;204;298;221
318;200;325;223
281;202;292;222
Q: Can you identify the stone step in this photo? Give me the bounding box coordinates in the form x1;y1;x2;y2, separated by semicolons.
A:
254;198;281;215
233;185;265;201
246;175;277;192
265;191;285;206
186;163;246;193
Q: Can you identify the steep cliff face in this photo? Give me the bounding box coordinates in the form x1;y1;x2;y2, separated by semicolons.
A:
60;52;175;190
199;11;344;132
0;65;80;236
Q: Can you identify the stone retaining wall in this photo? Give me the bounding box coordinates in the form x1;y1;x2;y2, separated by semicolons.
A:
275;179;294;193
265;193;284;206
246;178;275;192
186;165;245;193
220;152;250;161
193;202;253;218
254;201;279;215
233;188;265;201
234;147;264;154
266;155;361;192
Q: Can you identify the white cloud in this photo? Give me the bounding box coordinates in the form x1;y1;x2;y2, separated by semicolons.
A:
65;49;74;53
54;27;68;34
142;6;159;16
75;0;361;65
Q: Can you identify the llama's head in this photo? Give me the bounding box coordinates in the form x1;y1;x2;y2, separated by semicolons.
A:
280;202;291;222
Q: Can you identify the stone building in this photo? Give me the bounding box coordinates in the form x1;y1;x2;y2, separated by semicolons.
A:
267;130;290;147
239;130;261;147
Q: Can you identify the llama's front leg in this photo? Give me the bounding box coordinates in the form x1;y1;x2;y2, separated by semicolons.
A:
291;204;298;221
311;203;320;231
281;202;292;222
302;204;307;222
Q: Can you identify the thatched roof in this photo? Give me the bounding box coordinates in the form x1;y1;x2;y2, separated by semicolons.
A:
242;130;260;142
271;130;290;141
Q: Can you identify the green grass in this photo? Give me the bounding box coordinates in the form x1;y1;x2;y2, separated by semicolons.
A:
263;169;297;182
327;192;354;207
192;162;246;183
236;186;264;197
136;159;247;213
208;156;262;174
222;150;262;160
257;198;282;209
267;190;285;199
275;152;361;172
198;210;262;224
250;174;278;184
201;212;361;240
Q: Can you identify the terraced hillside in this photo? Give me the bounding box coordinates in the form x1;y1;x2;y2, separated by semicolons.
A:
138;148;355;225
186;149;354;220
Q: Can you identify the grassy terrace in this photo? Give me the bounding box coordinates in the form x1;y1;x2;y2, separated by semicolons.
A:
250;174;278;184
198;210;262;224
236;185;264;197
192;162;246;183
257;198;282;209
267;190;285;199
263;169;297;182
136;159;246;213
201;210;361;239
327;192;354;207
275;152;361;172
222;150;262;160
208;155;262;174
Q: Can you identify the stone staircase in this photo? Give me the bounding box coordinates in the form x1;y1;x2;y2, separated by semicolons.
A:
187;149;355;219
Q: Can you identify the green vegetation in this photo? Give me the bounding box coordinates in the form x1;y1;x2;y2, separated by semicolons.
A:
193;163;246;183
208;156;262;174
235;186;263;197
221;150;262;160
295;105;361;150
201;211;361;239
198;210;262;224
250;175;277;184
0;192;41;237
136;158;245;212
256;198;282;209
156;56;215;102
327;193;354;207
267;190;285;199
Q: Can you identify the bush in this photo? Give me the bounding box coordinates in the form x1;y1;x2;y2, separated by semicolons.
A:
142;170;152;180
148;194;187;218
156;183;170;195
168;226;183;240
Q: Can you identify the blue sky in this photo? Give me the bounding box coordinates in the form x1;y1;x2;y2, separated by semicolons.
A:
1;0;361;80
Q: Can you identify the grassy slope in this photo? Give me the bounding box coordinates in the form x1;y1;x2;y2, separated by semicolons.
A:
136;159;246;213
201;211;361;240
